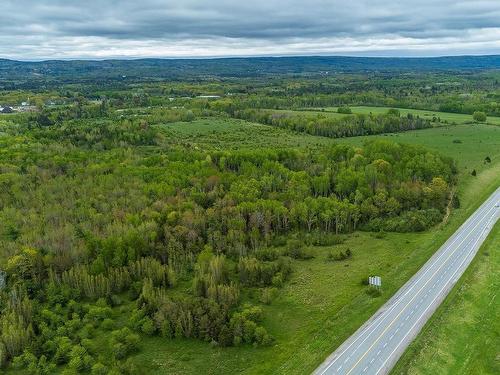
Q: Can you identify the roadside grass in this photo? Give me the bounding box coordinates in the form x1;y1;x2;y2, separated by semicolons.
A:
130;119;500;374
391;221;500;375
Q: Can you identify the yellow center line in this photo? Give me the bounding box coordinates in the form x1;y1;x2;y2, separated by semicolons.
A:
317;193;497;374
344;201;497;375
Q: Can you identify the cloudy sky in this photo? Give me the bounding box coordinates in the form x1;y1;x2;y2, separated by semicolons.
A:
1;0;500;60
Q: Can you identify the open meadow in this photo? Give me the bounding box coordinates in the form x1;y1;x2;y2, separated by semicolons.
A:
310;106;500;126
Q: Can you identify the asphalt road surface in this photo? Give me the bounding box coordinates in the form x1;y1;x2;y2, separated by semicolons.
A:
314;187;500;375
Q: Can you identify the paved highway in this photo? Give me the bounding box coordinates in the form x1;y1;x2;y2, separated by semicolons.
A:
314;187;500;375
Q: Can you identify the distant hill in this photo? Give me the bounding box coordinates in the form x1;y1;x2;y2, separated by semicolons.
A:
1;55;499;87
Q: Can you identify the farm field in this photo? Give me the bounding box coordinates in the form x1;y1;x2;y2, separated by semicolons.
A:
338;123;500;180
310;106;500;126
392;221;500;375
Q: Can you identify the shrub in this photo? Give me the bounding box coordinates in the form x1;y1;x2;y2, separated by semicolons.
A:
68;345;92;372
367;209;442;232
337;105;352;114
116;358;139;375
53;336;72;364
366;286;382;298
217;325;234;347
285;239;313;259
85;305;112;326
472;111;487;122
241;306;264;322
326;248;353;262
305;232;345;246
128;309;146;331
109;294;122;306
141;317;156;335
101;318;115;331
112;343;128;360
255;247;280;261
11;351;37;370
91;363;108;375
387;108;401;117
110;327;140;359
260;288;278;305
271;273;283;288
254;326;273;346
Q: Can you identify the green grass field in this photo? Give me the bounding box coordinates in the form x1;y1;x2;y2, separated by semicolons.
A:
307;106;500;126
136;118;500;374
392;222;500;375
338;124;500;181
160;118;335;149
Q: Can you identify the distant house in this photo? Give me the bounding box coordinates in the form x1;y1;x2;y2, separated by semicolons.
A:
1;106;14;113
196;95;221;99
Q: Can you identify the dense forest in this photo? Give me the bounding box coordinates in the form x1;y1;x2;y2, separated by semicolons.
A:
0;114;455;373
0;59;496;373
230;109;432;138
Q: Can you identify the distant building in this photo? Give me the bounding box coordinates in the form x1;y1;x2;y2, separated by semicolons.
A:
1;106;14;113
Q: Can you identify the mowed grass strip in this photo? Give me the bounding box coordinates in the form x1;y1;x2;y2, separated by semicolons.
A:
391;221;500;375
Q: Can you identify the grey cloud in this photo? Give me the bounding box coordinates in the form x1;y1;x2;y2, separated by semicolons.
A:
0;0;499;59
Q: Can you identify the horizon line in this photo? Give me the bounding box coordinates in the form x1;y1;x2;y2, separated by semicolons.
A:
2;53;500;63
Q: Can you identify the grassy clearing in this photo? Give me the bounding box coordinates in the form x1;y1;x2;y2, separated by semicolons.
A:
308;106;500;126
392;222;500;375
130;119;500;374
159;117;335;149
